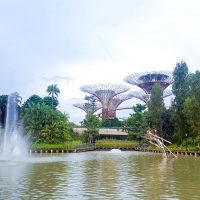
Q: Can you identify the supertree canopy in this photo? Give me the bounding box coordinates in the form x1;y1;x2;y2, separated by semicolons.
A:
129;90;150;103
124;71;173;94
73;103;101;115
129;89;173;104
80;83;130;119
107;93;133;119
163;89;173;98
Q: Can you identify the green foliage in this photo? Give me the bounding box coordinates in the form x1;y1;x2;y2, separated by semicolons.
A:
21;94;43;113
100;117;122;128
184;71;200;139
31;140;81;150
21;103;70;144
43;96;59;108
81;114;100;143
147;84;165;136
172;61;189;105
46;84;60;109
46;84;60;97
124;104;148;140
23;94;43;106
161;107;174;141
172;61;189;143
0;95;8;126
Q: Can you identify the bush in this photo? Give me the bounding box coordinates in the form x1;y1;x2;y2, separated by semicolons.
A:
31;140;81;150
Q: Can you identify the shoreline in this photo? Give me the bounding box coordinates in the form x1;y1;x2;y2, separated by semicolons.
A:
29;146;200;157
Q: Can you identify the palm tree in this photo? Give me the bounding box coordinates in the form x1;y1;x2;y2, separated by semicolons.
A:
46;84;60;124
46;84;60;98
46;84;60;108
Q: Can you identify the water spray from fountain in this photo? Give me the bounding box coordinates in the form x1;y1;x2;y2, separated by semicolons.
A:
0;92;27;159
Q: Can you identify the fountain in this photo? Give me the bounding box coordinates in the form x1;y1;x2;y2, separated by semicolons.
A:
0;92;27;159
110;149;122;153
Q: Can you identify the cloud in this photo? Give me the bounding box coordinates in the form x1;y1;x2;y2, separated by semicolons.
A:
42;76;73;84
0;0;200;123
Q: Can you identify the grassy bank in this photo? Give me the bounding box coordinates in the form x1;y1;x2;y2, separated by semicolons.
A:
95;139;139;148
142;143;198;151
31;140;81;150
30;139;199;152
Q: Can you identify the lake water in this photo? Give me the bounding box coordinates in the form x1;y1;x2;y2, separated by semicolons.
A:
0;151;200;200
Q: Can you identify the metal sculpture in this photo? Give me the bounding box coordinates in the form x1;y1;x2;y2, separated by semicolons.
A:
73;103;101;115
163;89;173;98
129;89;173;103
124;71;173;94
80;84;130;119
146;128;177;158
106;93;133;119
129;90;150;103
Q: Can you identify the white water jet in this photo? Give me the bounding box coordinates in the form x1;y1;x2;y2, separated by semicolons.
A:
110;149;122;153
0;93;27;159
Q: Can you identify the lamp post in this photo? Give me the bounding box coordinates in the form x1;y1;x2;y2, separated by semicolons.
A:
185;133;188;151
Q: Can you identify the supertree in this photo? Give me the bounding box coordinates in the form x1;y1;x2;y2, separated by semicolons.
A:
106;93;133;119
80;83;130;119
163;89;173;98
124;71;173;103
124;71;173;94
129;89;173;104
129;90;150;103
73;103;101;115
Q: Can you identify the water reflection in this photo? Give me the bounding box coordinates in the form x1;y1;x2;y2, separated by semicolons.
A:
0;152;200;199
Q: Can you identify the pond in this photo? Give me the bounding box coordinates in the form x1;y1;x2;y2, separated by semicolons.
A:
0;151;200;200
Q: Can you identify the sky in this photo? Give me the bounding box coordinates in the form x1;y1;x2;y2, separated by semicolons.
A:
1;0;200;124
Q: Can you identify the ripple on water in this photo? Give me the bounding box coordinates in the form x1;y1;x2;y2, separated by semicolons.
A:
0;151;200;199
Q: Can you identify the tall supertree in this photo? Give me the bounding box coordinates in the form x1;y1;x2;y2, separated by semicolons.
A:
106;93;133;119
80;83;130;119
124;71;173;102
73;103;101;115
124;71;173;94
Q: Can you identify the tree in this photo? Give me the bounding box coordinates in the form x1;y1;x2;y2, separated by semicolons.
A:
43;96;59;108
161;107;174;141
46;84;60;98
46;84;60;108
124;104;148;140
101;117;122;128
183;71;200;144
0;95;8;127
172;60;189;143
23;95;43;105
21;95;43;113
21;103;70;144
82;114;100;143
147;83;165;136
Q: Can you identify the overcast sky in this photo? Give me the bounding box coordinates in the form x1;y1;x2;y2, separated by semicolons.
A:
1;0;200;123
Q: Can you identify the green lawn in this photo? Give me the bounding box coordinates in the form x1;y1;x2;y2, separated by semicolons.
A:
95;139;139;148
